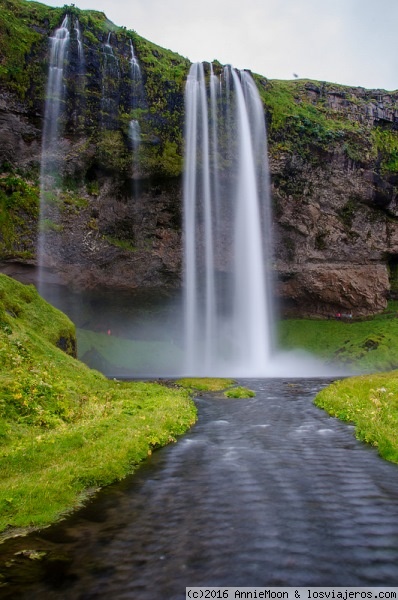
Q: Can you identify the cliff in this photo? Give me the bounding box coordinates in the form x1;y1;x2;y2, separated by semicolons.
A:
1;0;398;317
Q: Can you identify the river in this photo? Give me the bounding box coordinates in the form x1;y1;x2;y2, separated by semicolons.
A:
1;378;398;599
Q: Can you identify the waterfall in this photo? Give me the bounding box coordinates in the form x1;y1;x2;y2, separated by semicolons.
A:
40;15;70;155
101;33;120;127
129;120;141;150
38;15;70;292
74;19;84;66
129;119;141;198
183;62;273;376
128;39;145;198
129;39;142;104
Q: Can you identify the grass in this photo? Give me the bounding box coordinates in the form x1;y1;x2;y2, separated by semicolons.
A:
280;309;398;464
314;371;398;464
176;379;255;398
2;269;398;537
278;308;398;372
175;378;235;392
224;386;256;399
279;306;398;464
0;274;196;538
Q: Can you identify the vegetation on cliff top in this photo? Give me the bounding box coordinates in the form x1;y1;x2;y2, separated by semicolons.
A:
256;77;398;172
0;274;196;537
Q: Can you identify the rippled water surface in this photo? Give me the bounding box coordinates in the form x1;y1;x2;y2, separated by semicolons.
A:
1;378;398;598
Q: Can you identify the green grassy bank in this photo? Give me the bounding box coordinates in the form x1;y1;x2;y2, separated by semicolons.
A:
280;311;398;466
0;274;197;538
279;306;398;372
315;371;398;464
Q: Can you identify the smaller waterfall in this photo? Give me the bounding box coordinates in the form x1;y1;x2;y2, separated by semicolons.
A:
101;33;120;127
129;120;141;149
74;19;85;67
129;39;142;97
38;15;70;291
129;119;141;198
71;19;86;131
128;39;145;198
183;63;274;376
41;15;70;154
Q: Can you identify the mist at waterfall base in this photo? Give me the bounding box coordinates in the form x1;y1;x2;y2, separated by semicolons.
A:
36;19;347;378
41;283;349;379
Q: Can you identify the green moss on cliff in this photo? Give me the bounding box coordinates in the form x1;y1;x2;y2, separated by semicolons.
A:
0;0;63;100
256;77;398;173
0;175;39;258
371;126;398;174
0;0;189;180
256;78;372;162
96;130;131;173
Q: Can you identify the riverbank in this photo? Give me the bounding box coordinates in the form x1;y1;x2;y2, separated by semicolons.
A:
279;304;398;372
314;370;398;464
2;378;398;595
0;274;197;539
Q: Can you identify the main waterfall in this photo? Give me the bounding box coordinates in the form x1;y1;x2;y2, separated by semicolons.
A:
183;63;274;376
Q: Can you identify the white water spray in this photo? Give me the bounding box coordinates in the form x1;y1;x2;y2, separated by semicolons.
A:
183;63;273;376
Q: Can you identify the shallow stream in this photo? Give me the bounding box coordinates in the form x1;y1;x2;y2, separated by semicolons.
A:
1;378;398;598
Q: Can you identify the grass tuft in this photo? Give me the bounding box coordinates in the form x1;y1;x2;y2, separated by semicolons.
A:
224;386;255;399
176;378;235;392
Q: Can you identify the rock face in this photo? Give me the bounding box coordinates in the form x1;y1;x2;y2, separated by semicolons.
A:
39;176;183;290
271;145;398;316
262;79;398;316
0;2;398;317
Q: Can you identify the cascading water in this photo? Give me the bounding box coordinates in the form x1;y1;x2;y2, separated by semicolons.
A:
129;119;141;198
183;62;274;376
129;39;142;103
101;33;120;127
74;19;84;66
128;39;145;198
38;15;70;293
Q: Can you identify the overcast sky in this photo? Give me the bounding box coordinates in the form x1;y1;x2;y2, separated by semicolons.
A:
43;0;398;90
